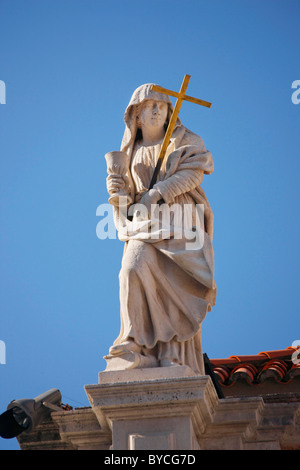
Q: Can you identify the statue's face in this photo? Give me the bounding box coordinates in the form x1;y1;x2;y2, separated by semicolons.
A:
138;100;168;131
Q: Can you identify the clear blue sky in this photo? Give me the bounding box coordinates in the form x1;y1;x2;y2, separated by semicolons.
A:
0;0;299;450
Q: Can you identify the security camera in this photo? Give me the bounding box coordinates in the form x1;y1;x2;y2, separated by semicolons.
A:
0;388;62;439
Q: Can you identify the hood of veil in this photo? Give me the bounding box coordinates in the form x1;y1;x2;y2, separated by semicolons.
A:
120;83;182;159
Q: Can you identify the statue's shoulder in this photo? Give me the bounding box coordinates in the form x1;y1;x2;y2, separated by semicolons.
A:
182;127;206;151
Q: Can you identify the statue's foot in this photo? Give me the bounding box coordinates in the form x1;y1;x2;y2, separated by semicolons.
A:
108;339;141;356
104;350;158;371
159;358;181;367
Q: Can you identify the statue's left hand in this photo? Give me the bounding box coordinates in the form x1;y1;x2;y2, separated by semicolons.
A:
139;189;162;214
106;174;126;195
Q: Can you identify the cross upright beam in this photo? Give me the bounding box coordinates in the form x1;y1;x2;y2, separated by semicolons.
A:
149;75;211;189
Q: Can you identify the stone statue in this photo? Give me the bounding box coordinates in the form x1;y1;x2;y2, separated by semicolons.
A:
104;82;216;374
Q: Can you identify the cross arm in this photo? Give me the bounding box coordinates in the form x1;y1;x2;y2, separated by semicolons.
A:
148;75;212;190
151;85;212;108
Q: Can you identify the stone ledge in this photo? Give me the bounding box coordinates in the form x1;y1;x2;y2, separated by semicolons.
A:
86;368;218;440
17;367;300;450
98;364;196;384
52;407;111;450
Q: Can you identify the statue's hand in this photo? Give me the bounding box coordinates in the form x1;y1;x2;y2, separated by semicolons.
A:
139;189;162;214
106;175;126;195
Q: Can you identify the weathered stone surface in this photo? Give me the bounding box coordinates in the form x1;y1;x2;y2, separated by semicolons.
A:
86;367;216;450
104;82;216;374
17;368;300;450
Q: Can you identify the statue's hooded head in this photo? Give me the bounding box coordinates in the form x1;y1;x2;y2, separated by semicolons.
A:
121;83;182;157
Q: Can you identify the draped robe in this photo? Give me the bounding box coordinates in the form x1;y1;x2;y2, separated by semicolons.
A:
106;123;216;374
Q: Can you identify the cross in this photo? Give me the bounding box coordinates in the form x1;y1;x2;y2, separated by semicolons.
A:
148;74;211;189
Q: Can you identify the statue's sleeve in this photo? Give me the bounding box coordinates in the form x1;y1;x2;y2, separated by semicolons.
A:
153;168;204;204
153;139;214;205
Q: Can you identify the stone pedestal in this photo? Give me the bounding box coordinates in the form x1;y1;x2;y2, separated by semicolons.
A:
85;366;217;450
18;365;300;450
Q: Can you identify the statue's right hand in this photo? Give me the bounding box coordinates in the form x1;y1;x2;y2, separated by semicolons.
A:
106;175;126;195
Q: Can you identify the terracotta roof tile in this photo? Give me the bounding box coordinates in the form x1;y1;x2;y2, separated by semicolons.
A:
210;346;300;387
287;363;300;380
